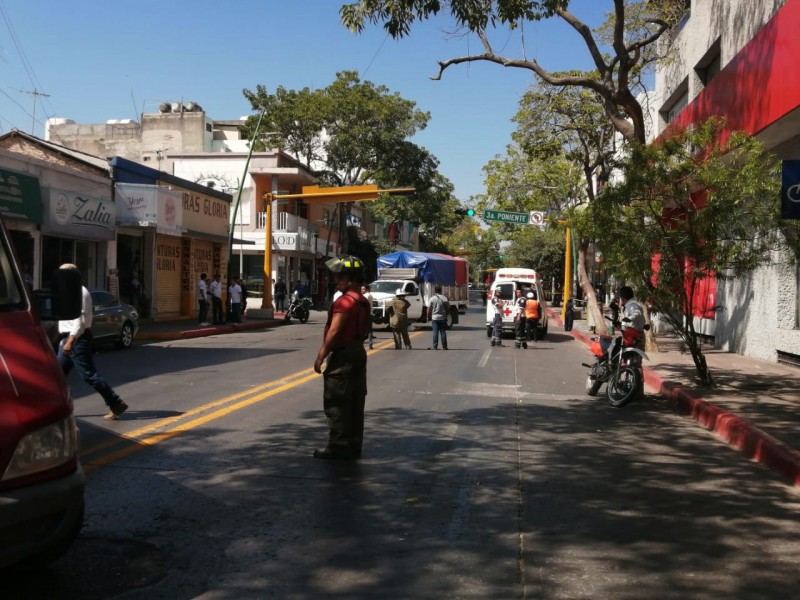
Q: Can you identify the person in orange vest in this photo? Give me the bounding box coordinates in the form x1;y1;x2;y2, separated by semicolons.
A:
524;291;541;344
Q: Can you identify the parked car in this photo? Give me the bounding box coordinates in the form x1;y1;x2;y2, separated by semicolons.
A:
44;290;139;350
88;290;139;349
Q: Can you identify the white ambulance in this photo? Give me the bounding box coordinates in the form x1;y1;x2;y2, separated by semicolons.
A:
485;268;549;339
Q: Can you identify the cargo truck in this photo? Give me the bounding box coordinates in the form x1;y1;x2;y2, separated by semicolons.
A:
369;251;470;329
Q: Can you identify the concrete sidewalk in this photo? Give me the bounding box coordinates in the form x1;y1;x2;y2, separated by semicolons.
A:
550;307;800;487
134;304;800;487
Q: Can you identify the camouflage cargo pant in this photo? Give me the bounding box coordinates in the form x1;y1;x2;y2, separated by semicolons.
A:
323;342;368;455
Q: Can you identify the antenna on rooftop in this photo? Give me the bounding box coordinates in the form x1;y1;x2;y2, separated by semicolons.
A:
16;88;50;135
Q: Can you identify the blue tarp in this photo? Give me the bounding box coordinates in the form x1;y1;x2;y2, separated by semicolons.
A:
377;251;457;284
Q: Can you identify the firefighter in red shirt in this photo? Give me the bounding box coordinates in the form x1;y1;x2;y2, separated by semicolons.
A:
313;256;371;460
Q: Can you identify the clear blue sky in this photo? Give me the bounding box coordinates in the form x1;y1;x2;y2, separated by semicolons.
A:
0;0;607;201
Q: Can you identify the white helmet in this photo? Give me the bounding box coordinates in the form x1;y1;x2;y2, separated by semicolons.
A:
526;292;534;299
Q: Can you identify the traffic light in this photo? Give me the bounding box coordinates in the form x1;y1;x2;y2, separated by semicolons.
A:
454;207;476;217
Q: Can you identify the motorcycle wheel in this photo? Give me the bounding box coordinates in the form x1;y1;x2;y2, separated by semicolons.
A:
607;366;639;408
299;308;309;324
585;374;602;397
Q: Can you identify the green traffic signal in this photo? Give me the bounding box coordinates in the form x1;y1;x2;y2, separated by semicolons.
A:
455;207;476;217
466;208;475;217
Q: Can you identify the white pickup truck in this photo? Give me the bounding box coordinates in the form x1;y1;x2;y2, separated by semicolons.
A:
369;252;470;329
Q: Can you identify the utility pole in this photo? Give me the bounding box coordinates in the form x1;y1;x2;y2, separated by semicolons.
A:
18;88;50;135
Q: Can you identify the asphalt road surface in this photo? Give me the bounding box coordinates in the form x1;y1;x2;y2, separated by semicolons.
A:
6;306;800;599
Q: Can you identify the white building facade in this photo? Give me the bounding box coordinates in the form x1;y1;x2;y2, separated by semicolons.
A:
654;0;800;364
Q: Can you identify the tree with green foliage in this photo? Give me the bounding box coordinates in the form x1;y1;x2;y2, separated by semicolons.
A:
476;144;571;284
483;80;616;329
440;218;503;282
587;119;789;386
242;71;459;252
341;0;687;144
501;225;565;286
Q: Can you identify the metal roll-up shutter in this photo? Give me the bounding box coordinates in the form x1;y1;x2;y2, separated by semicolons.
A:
155;234;182;318
191;239;214;318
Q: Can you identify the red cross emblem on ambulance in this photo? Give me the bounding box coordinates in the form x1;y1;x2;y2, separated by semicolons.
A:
502;304;513;317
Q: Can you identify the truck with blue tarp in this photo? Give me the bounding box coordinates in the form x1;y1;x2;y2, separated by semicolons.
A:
369;251;470;329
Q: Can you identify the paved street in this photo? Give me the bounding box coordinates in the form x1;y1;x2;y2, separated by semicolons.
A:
7;306;800;599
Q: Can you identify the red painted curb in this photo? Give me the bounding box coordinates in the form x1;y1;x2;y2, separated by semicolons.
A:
547;308;800;487
650;377;800;487
137;319;285;341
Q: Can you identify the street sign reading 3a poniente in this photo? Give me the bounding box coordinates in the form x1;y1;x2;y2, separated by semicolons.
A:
483;209;530;224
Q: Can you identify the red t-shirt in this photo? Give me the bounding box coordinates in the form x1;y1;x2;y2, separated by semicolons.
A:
324;290;370;347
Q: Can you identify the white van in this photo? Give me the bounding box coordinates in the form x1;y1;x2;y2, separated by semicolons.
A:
485;268;549;339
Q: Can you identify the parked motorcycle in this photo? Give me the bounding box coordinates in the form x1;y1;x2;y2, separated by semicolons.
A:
583;317;649;407
284;291;313;323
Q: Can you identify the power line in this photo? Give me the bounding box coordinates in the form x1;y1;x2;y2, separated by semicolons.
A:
362;33;389;78
0;0;63;141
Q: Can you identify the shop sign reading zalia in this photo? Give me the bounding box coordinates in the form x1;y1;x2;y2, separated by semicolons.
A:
45;188;116;241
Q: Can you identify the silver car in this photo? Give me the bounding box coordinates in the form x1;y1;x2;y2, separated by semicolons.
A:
89;290;139;349
44;290;139;350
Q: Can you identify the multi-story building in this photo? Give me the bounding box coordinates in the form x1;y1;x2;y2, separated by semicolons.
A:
0;130;236;322
47;102;419;307
654;0;800;364
0;130;114;292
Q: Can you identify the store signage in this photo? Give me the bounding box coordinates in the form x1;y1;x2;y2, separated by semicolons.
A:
0;167;42;223
116;183;158;225
157;189;183;236
115;183;183;236
273;232;299;251
176;186;230;237
45;188;116;240
781;160;800;220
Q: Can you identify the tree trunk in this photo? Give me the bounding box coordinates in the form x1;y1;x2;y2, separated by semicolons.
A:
684;321;714;386
577;240;608;336
641;303;660;353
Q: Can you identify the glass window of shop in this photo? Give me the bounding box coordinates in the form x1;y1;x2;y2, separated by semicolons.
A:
241;254;266;296
8;230;34;285
41;237;92;288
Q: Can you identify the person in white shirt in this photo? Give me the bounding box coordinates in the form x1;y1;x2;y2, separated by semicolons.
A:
228;278;242;324
56;263;128;420
197;273;209;326
210;274;224;324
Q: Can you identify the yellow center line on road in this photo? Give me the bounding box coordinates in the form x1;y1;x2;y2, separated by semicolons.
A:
82;370;321;473
80;332;418;472
80;366;318;460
